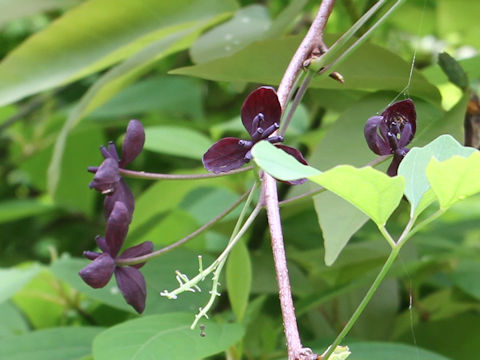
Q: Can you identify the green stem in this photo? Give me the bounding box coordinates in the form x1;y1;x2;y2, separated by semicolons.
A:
116;189;252;266
117;165;253;180
378;225;396;248
322;246;400;359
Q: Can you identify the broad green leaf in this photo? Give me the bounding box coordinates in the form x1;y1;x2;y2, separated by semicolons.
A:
0;0;80;26
172;35;440;103
226;240;252;322
143;126;212;160
309;166;405;226
398;134;476;217
90;76;203;119
0;0;237;106
12;270;67;328
0;198;53;224
93;313;244;360
191;5;271;64
0;265;41;303
449;260;480;300
251;140;321;180
48;22;213;196
0;327;102;360
346;342;451;360
0;302;29;339
51;251;213;315
264;0;308;38
313;192;369;266
426;152;480;210
423;54;480;87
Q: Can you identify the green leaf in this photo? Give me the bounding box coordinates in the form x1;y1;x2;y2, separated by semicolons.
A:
0;327;102;360
90;75;203;119
398;134;476;217
171;35;440;103
51;251;213;315
438;52;469;90
0;302;29;339
251;140;321;180
426;152;480;210
449;260;480;300
0;0;237;106
191;5;271;64
227;240;252;322
309;166;405;226
313;192;369;266
92;313;244;360
143;126;212;160
0;265;41;303
347;342;451;360
0;198;53;224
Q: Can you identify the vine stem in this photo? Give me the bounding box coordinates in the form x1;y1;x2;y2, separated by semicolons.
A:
88;165;253;180
116;189;251;266
264;1;336;359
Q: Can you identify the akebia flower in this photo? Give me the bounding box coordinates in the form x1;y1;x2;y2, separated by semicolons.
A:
202;86;307;184
88;119;145;219
79;201;153;313
364;99;416;176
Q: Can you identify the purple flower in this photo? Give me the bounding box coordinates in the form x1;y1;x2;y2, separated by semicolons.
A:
202;87;307;184
88;119;145;220
79;201;153;313
364;99;416;176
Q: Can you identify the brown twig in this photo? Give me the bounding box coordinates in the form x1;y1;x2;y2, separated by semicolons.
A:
263;2;336;359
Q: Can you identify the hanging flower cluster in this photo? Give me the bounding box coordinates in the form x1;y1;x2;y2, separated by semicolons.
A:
80;120;152;313
364;99;417;176
202;86;308;184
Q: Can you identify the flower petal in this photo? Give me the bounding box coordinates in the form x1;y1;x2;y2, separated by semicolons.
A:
79;253;115;288
364;116;391;155
117;241;154;269
241;87;282;137
202;137;250;173
120;119;145;167
382;99;416;136
105;201;130;257
104;179;135;221
89;158;120;194
274;144;308;185
114;266;147;313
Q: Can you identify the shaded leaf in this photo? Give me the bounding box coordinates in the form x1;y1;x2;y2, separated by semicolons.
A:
92;313;244;360
0;327;101;360
0;265;41;303
227;240;252;322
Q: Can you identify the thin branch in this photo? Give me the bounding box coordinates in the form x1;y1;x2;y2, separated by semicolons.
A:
116;190;251;266
114;165;253;180
265;2;336;359
276;0;336;107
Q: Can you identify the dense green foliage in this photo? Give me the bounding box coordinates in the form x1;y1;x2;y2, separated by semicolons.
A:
0;0;479;359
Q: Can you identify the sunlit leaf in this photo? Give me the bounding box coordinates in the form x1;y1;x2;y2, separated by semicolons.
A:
426;152;480;210
309;166;405;227
398;134;476;217
0;0;237;106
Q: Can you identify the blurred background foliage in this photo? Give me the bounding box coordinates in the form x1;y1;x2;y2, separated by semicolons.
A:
0;0;479;359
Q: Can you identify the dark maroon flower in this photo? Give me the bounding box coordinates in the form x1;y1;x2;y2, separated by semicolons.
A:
202;87;307;184
364;99;416;176
79;201;153;313
88;119;144;219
